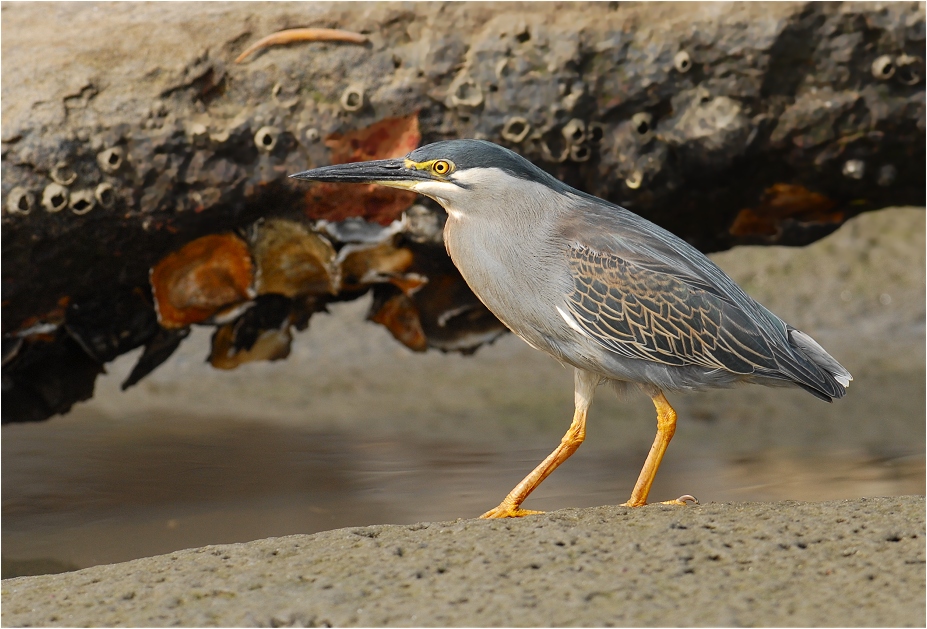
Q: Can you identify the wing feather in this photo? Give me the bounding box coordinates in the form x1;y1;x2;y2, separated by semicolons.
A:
565;243;779;374
555;195;849;399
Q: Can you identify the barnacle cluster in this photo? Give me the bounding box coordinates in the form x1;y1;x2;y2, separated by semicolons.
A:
5;142;133;217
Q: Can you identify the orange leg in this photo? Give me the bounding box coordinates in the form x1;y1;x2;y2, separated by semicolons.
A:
622;390;697;507
481;370;600;519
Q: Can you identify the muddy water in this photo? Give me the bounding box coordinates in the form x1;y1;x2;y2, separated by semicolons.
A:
3;208;924;578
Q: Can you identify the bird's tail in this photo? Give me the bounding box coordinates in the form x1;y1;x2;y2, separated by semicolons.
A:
786;327;853;400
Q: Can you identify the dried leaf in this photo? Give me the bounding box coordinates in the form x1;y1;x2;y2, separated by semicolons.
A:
730;184;841;237
252;219;338;297
368;290;428;352
304;114;421;225
325;114;421;164
210;324;292;369
151;234;253;328
208;295;293;369
338;241;415;291
235;28;368;64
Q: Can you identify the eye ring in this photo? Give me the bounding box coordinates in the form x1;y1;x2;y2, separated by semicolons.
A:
433;160;451;175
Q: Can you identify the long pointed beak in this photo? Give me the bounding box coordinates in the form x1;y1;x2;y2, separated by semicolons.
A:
289;158;433;189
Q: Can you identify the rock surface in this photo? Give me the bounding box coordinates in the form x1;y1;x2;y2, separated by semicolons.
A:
2;496;924;627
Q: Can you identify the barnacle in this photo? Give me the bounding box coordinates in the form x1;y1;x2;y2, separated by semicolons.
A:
631;112;653;138
871;55;895;80
842;159;865;180
562;119;586;145
97;147;124;173
272;81;302;108
570;145;591;162
625;170;644;190
540;137;570;163
69;189;96;215
94;183;115;208
340;84;365;112
501;117;531;144
674;50;692;73
254;126;280;152
6;187;34;215
895;54;923;85
41;183;69;213
448;74;483;108
50;161;77;186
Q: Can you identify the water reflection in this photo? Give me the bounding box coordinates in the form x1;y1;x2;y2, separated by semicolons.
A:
2;208;925;578
3;401;923;578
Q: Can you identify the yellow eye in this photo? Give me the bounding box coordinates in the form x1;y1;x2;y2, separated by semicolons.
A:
432;160;450;175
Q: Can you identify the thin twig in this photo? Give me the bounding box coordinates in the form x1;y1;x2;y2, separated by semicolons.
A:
235;28;368;64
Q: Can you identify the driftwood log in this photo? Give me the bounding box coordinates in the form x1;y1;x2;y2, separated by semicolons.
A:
2;2;924;422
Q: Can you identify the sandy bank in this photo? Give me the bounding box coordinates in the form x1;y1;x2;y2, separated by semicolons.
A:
3;496;924;627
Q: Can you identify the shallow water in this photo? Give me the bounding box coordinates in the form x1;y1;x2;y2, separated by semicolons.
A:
3;208;924;578
3;403;923;578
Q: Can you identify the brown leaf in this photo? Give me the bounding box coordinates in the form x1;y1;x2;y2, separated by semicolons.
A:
338;241;415;292
235;28;368;64
151;234;253;328
252;219;337;297
368;291;428;352
325;114;421;164
303;114;421;225
304;183;418;226
209;324;292;369
729;209;778;237
730;184;841;237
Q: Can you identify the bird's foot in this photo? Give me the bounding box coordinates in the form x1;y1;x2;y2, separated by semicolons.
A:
621;494;699;507
663;494;699;506
480;504;544;519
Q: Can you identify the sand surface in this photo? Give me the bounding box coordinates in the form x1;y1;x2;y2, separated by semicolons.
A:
3;496;924;627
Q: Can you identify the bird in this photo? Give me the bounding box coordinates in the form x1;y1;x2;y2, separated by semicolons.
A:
290;139;852;519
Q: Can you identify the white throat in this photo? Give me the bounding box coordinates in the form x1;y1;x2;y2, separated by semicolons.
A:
411;167;562;224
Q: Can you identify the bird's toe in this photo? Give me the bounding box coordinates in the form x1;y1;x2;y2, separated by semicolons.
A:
662;494;699;506
621;494;699;508
480;504;544;519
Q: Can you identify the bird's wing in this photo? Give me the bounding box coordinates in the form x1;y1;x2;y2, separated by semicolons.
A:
555;195;847;399
556;195;801;374
564;241;779;374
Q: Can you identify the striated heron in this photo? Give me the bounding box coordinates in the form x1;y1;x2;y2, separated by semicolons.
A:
291;139;852;519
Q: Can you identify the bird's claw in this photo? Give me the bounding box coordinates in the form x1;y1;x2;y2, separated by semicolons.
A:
480;504;544;519
621;494;699;508
664;494;699;506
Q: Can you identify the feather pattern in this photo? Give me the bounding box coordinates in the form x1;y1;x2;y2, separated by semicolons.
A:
557;195;851;401
566;243;777;374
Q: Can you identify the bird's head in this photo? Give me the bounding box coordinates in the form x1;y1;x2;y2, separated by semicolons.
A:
290;139;567;217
